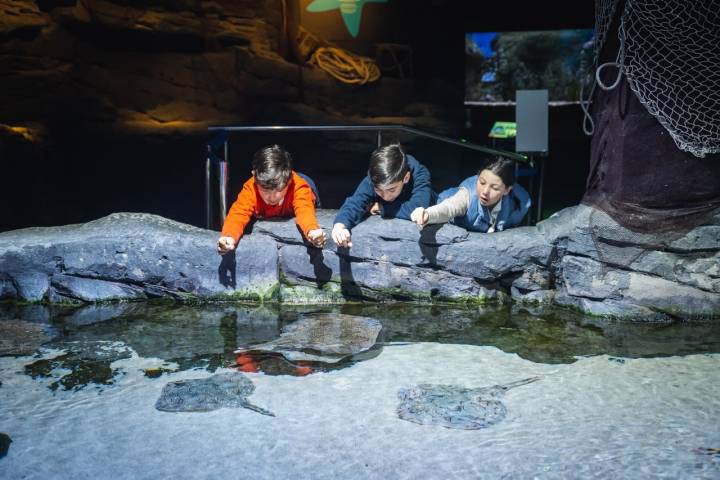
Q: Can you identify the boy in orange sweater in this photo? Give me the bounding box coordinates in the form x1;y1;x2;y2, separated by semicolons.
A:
217;145;326;254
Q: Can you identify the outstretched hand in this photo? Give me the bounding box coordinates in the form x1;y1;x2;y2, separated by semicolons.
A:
410;207;429;229
331;223;352;248
307;228;327;248
217;236;236;255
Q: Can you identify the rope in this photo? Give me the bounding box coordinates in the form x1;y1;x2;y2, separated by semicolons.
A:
581;20;625;136
309;47;380;85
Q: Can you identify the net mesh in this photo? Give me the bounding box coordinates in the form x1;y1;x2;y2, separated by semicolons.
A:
582;0;720;264
591;0;720;158
593;0;619;61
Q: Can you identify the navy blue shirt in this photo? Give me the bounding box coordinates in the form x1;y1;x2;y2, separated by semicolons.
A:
334;154;436;229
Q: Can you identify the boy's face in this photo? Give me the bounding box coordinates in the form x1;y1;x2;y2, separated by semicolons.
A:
257;182;289;206
373;171;411;202
476;169;511;208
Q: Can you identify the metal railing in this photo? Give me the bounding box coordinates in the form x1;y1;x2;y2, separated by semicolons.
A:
205;124;534;229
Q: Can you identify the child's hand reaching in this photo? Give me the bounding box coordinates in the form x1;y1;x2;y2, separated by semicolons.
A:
217;236;236;255
369;202;381;215
410;207;429;229
307;229;327;248
331;223;352;248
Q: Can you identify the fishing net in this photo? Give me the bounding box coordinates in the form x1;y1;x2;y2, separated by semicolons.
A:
582;0;720;237
621;0;720;158
585;0;720;157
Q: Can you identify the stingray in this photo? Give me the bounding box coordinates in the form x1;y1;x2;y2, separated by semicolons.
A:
397;376;539;430
235;313;382;364
155;372;274;416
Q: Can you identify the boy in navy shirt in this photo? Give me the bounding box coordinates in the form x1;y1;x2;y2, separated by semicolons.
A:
332;143;436;247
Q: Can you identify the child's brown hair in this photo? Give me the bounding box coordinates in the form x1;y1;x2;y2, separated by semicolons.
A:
368;143;409;186
252;144;293;189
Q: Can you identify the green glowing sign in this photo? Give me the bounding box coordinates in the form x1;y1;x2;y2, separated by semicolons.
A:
488;121;517;139
306;0;389;38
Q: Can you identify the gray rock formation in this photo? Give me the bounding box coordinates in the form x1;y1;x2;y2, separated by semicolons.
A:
1;206;719;321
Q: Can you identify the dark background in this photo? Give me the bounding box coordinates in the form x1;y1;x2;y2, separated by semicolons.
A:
0;1;594;233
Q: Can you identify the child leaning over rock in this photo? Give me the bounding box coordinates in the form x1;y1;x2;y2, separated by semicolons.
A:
332;143;436;247
411;156;531;233
217;145;326;254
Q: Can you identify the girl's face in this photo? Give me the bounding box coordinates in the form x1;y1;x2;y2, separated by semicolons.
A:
476;170;511;208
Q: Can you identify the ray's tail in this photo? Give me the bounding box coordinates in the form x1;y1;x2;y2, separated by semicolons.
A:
245;402;276;417
500;376;540;391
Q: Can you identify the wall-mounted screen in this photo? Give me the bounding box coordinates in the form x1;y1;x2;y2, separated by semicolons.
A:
465;29;595;105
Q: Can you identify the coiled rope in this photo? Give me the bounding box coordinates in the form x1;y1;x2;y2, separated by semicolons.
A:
309;47;380;85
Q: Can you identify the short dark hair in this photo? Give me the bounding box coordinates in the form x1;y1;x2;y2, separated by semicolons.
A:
252;145;292;189
368;143;409;186
480;156;516;187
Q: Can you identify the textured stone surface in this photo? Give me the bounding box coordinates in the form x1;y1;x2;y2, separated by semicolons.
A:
0;0;46;36
0;212;279;303
1;205;719;320
0;0;451;135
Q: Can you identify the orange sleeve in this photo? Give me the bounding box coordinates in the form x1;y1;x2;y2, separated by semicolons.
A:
291;173;320;238
221;179;257;243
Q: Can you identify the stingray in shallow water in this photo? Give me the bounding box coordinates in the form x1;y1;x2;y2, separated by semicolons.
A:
397;377;539;430
235;313;382;364
155;372;274;416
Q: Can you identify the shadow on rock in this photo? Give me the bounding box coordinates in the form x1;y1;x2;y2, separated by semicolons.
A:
217;248;237;289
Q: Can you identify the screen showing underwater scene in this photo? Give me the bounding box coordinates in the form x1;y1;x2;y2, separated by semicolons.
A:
465;29;595;105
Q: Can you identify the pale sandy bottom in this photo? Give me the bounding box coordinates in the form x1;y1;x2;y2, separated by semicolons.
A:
1;343;719;479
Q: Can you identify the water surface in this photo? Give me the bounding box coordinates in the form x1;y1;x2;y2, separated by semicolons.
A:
1;302;719;479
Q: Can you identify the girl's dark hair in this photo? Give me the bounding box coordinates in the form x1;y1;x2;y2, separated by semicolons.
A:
368;143;409;186
480;156;516;187
252;144;292;189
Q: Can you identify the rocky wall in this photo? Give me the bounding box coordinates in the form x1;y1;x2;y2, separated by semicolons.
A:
1;206;718;321
0;0;449;137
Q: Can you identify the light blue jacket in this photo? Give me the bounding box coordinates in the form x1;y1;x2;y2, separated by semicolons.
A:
438;175;531;232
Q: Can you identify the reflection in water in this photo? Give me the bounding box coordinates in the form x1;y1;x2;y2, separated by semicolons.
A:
2;301;720;388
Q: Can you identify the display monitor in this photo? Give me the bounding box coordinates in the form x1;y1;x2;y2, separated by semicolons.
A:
465;29;595;106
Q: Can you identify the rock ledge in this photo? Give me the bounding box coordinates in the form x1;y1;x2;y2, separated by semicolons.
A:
1;206;718;321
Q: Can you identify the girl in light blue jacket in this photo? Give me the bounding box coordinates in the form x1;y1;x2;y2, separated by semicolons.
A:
411;157;531;232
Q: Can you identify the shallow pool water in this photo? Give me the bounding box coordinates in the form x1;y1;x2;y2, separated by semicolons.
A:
1;303;719;479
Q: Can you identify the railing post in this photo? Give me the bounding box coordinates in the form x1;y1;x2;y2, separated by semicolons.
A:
218;140;229;225
205;145;212;229
376;130;382;148
536;156;545;223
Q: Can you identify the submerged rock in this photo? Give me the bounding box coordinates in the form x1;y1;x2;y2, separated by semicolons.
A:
155;372;273;416
0;206;718;321
0;320;51;356
397;377;539;430
236;313;382;363
24;340;133;391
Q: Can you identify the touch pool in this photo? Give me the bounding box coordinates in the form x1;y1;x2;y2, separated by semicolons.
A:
1;303;719;479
